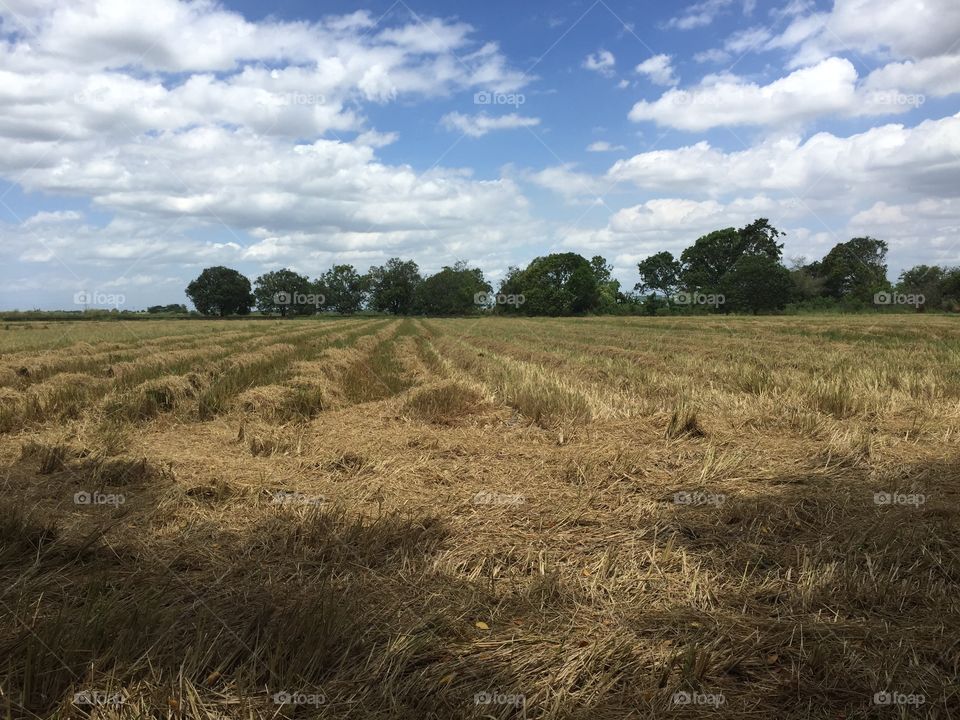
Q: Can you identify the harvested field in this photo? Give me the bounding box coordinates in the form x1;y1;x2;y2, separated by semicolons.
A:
0;315;958;719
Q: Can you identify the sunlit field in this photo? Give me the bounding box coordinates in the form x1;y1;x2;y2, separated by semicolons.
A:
1;315;958;719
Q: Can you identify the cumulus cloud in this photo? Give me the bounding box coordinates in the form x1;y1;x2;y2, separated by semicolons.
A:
635;54;678;86
0;0;547;309
627;56;950;131
771;0;960;67
583;50;616;77
441;112;541;137
610;113;960;199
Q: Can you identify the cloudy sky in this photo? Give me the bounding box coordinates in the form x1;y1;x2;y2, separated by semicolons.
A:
1;0;959;309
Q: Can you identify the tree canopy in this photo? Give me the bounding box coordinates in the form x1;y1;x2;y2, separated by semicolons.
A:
186;266;253;317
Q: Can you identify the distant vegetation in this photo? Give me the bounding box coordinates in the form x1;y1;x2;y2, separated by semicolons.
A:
181;219;958;317
8;218;960;319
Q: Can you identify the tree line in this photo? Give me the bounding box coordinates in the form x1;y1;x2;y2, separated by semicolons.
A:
182;219;960;317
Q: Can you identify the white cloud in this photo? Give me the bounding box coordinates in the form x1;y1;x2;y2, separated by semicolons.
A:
525;165;606;198
694;48;732;64
441;112;541;137
666;0;734;30
587;141;627;152
864;54;960;99
630;57;860;130
610;113;960;201
0;0;549;310
583;50;616;77
771;0;960;67
635;54;679;86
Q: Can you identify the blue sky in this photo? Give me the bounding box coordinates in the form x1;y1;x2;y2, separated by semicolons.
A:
1;0;959;309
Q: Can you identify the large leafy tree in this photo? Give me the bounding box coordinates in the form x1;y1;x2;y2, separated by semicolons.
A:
414;262;490;315
186;266;253;317
787;257;826;302
635;251;681;298
503;252;599;316
590;256;621;312
316;264;367;314
680;218;784;294
896;265;944;309
253;269;315;316
939;267;960;311
721;255;793;314
816;237;889;302
366;258;422;314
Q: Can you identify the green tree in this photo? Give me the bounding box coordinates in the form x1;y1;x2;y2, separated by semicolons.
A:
316;264;367;314
816;237;889;302
939;267;960;311
253;269;316;316
590;256;621;312
414;262;491;315
635;251;681;298
186;266;253;317
738;218;784;259
680;219;784;295
680;228;741;293
366;258;422;314
787;257;826;302
503;253;599;316
897;265;944;309
720;255;793;314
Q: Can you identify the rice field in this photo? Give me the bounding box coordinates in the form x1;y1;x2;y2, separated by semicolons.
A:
1;315;958;719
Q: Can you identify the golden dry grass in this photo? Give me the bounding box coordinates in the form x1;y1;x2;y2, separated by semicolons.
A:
0;315;958;719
